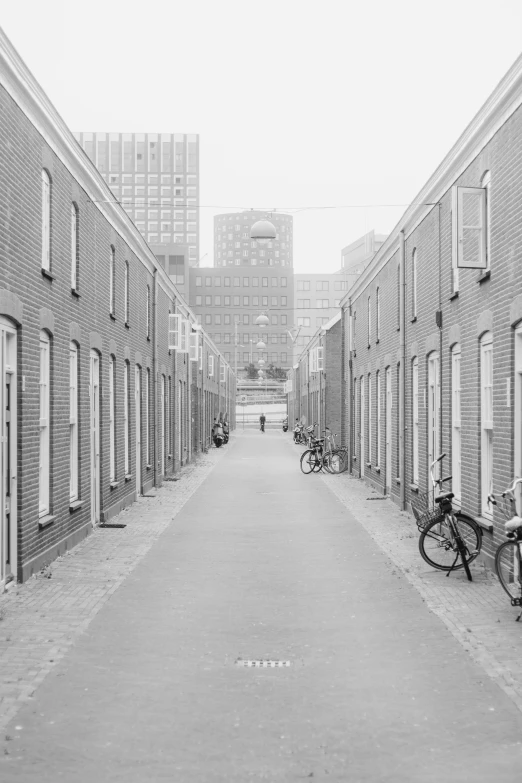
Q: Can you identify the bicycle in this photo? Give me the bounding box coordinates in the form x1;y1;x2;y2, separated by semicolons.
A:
300;425;324;474
321;429;349;474
490;478;522;620
412;453;482;581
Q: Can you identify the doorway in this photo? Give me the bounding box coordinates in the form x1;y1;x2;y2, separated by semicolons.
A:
135;366;141;495
385;367;392;494
0;319;17;586
360;376;365;478
89;351;100;526
428;352;440;480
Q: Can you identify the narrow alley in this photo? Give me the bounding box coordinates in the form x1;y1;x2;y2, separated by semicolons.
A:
1;432;522;782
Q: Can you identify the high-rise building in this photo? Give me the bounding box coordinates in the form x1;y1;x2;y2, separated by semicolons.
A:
189;210;295;376
74;133;200;291
214;210;292;268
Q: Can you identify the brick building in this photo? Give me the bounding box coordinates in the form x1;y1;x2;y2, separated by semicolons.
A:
291;51;522;568
0;30;234;586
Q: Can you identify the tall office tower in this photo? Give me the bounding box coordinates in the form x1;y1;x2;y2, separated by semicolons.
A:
189;210;295;376
213;210;293;268
74;133;200;292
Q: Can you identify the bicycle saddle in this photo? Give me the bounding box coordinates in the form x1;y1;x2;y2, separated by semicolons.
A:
435;491;454;503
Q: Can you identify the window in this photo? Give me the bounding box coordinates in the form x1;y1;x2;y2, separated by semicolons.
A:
316;317;328;327
109;247;116;316
71;203;79;290
205;276;212;286
334;280;348;291
316;281;329;291
297;317;310;327
298;299;310;309
205;296;212;306
224;277;231;287
233;296;240;306
451;345;461;502
214;296;221;306
412;357;419;484
233;277;240;286
271;334;278;344
146;284;151;338
39;331;50;516
196;276;202;287
368;374;372;464
124;362;130;475
109;356;116;482
195;295;202;306
411;249;417;319
214;277;221;287
243;277;249;287
69;342;79;501
224;314;231;325
262;277;268;287
281;277;287;287
243;314;249;325
243;297;249;306
41;170;51;271
452;184;488;291
376;370;381;467
271;315;278;325
376;287;380;341
215;314;221;325
281;296;287;306
317;299;329;309
271;278;278;287
481;333;493;517
396;265;400;329
482;171;491;272
281;315;287;325
297;281;310;291
124;261;129;325
205;314;212;325
168;313;181;349
367;296;371;345
252;277;259;287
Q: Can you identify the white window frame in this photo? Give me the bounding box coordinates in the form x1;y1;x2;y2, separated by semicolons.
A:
145;368;150;465
42;170;51;271
39;331;50;516
481;333;493;518
189;331;199;362
481;171;491;272
412;357;419;485
208;354;214;377
412;249;417;318
368;373;372;464
376;288;380;341
109;356;116;482
71;203;78;290
453;185;487;276
220;363;226;383
316;346;324;371
110;247;115;316
124;261;129;324
367;296;371;345
69;342;79;502
451;344;461;503
168;313;182;350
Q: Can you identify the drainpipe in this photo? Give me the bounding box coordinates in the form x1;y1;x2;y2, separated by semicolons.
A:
152;268;158;488
347;301;353;475
399;231;406;510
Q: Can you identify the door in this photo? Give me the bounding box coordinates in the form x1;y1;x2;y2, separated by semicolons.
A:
360;376;365;478
0;319;17;586
428;352;440;480
135;366;141;495
89;351;100;526
385;367;392;494
160;375;165;476
515;326;522;513
178;380;183;465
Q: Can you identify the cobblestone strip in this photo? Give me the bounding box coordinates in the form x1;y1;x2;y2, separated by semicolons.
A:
318;466;522;713
0;444;228;732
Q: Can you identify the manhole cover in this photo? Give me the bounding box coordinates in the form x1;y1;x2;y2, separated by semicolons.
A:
235;659;290;668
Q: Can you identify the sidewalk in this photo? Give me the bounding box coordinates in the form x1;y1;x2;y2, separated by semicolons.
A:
317;461;522;713
0;447;227;732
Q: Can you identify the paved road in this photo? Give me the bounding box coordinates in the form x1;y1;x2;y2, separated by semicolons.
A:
3;432;522;781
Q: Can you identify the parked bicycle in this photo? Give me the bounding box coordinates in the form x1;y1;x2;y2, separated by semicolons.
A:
412;453;482;581
321;429;349;474
490;478;522;620
300;425;324;474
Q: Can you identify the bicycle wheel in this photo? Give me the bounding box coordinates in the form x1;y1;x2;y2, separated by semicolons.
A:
322;453;334;473
419;514;481;571
312;450;323;472
329;449;348;474
300;450;317;474
496;540;522;602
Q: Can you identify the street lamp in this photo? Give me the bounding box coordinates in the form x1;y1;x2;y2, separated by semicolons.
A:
255;312;269;328
250;217;276;245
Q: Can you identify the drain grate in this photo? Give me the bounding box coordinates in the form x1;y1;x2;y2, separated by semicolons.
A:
235;658;290;668
99;523;127;529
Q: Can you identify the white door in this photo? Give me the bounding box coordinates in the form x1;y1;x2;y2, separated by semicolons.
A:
515;327;522;512
161;375;165;476
428;352;440;480
89;351;100;526
385;368;392;494
0;319;17;586
135;366;141;495
178;380;183;464
360;376;365;478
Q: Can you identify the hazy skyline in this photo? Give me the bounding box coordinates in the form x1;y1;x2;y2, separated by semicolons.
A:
3;0;522;272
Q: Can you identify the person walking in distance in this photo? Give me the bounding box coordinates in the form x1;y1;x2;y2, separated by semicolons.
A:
259;412;266;433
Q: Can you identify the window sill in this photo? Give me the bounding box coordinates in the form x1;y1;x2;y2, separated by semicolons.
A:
411;316;417;324
478;270;491;284
473;515;493;533
376;338;379;345
449;291;459;301
41;268;54;281
110;313;116;321
69;500;82;512
38;514;56;530
125;322;130;329
71;288;80;298
366;462;372;468
409;483;419;493
395;477;401;485
375;466;381;474
146;464;152;471
367;344;371;350
110;481;119;489
146;336;151;342
125;473;132;482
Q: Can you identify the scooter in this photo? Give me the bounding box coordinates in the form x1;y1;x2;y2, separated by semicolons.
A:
213;430;224;448
293;422;304;444
282;418;288;433
223;423;229;444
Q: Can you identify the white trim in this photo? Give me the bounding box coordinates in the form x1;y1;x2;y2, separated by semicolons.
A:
70;342;79;501
39;331;50;517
